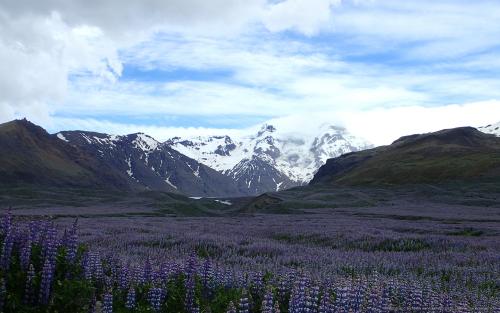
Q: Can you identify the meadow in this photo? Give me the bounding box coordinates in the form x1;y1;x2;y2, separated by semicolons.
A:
0;201;499;312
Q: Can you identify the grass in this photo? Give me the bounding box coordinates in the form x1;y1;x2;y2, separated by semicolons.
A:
447;228;485;237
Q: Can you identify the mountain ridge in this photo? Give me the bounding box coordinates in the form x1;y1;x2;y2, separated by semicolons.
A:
57;130;242;197
3;118;499;198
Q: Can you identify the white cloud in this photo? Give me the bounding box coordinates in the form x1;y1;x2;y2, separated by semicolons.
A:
262;0;341;36
0;10;121;124
44;101;500;149
331;0;500;60
1;0;500;145
341;100;500;145
49;116;247;141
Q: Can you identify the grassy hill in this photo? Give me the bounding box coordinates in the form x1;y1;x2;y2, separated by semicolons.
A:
311;127;500;186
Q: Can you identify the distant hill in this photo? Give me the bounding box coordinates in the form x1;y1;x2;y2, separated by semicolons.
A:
311;127;500;186
0;119;132;190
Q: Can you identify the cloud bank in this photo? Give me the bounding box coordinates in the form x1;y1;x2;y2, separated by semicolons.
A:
1;0;499;146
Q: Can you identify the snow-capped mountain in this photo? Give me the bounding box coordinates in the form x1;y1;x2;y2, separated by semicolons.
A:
57;131;242;197
478;122;500;136
166;123;372;194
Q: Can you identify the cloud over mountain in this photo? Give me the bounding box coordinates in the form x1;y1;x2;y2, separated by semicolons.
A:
1;0;499;142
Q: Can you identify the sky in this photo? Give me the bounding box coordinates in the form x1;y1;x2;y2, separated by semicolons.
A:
1;0;500;145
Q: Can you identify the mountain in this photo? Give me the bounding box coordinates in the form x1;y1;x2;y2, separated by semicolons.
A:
478;122;500;136
0;118;371;197
57;130;242;197
0;119;131;190
311;127;500;186
166;123;372;194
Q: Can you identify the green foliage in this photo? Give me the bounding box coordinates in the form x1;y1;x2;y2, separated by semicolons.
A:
0;236;250;313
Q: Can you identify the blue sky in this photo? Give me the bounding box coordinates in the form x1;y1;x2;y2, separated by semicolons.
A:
1;0;500;145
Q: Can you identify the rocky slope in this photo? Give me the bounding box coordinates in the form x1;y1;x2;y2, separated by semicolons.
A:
57;130;241;197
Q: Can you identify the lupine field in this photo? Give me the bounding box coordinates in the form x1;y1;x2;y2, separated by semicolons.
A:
0;202;499;313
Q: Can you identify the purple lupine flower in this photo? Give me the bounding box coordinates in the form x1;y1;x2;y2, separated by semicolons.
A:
28;221;40;244
289;276;308;313
379;286;391;313
39;257;55;304
251;271;264;296
455;300;470;313
93;254;104;281
131;266;144;286
261;287;274;313
440;294;453;313
185;274;197;313
23;263;35;305
185;253;198;313
66;219;78;263
201;258;214;299
42;224;58;262
349;284;363;312
148;287;164;311
119;265;130;290
335;285;349;312
103;292;113;313
144;257;152;282
0;226;14;271
238;290;250;313
83;253;93;280
411;284;423;312
186;253;198;275
20;240;32;270
318;291;333;313
160;262;170;283
1;210;12;235
309;285;320;313
125;287;136;310
83;252;104;282
226;301;237;313
278;277;288;303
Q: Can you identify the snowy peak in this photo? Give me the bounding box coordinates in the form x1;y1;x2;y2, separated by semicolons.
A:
128;133;159;152
165;135;246;173
166;122;372;194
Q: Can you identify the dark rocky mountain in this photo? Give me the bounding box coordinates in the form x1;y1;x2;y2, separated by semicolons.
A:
228;155;296;194
0;119;131;190
57;130;242;197
311;127;500;186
